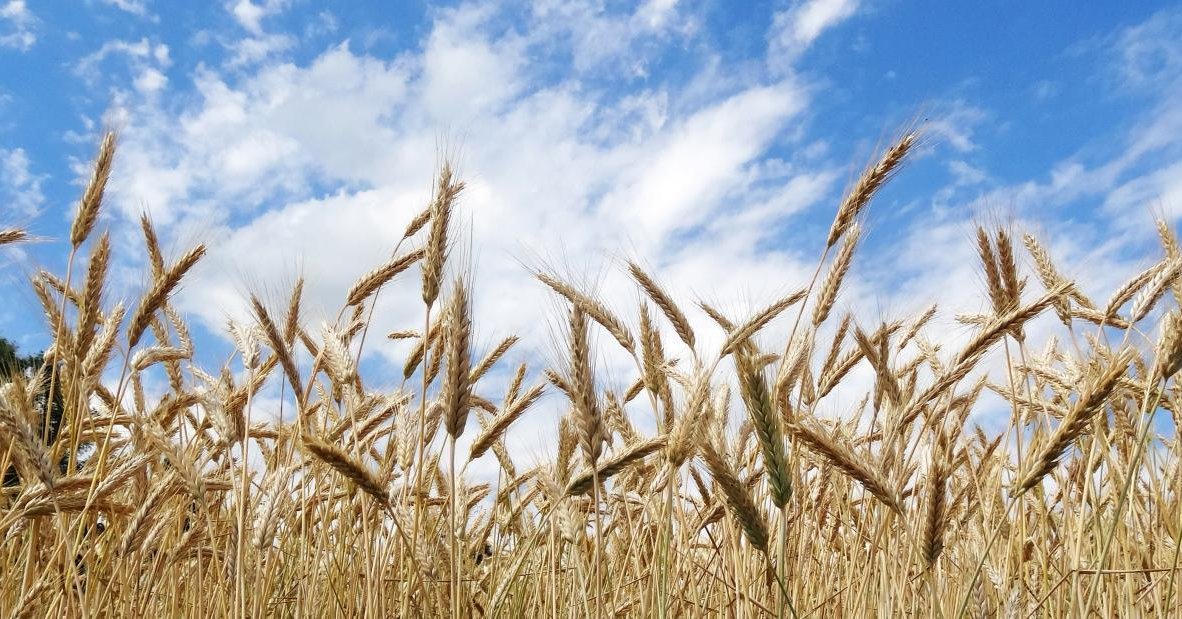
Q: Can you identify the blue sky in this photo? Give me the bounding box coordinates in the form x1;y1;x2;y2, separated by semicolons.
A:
2;1;1182;445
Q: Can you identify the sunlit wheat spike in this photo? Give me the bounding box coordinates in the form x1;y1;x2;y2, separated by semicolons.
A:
826;128;918;248
0;228;28;246
699;440;770;554
250;294;304;411
75;231;111;356
403;205;432;239
897;304;937;351
441;279;474;439
138;211;166;278
1130;258;1182;322
469;335;519;384
303;437;390;505
469;383;545;460
666;372;713;466
566;436;666;496
995;227;1022;311
722;288;807;354
1105;259;1165;320
70;130;116;248
628;260;695;349
1014;349;1132;493
976;226;1008;315
421;163;463;307
814;223;861;326
346;247;425;307
1155;309;1182;380
786;419;903;516
566;307;604;464
922;435;951;568
127;243;206;348
535;271;636;352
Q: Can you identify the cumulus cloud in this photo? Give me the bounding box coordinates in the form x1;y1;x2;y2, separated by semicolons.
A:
219;0;295;67
103;23;820;353
83;3;840;464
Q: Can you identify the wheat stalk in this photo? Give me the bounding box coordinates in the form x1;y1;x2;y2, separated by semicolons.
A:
70;131;116;248
628;261;695;349
786;419;903;516
0;228;28;246
1014;350;1132;492
699;440;770;554
826;129;918;248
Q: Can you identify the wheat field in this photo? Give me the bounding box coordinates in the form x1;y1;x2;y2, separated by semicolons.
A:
0;129;1180;618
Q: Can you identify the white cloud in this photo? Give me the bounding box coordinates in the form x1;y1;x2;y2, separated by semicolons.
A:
0;147;45;218
100;0;150;17
216;0;297;68
925;100;988;153
0;0;35;51
418;10;525;121
133;67;168;94
75;38;171;79
225;32;294;67
228;0;288;36
527;0;694;76
947;160;987;187
1111;7;1182;92
597;82;805;243
305;10;338;38
93;5;825;405
768;0;860;65
635;0;680;30
1103;160;1182;219
792;0;859;46
73;38;172;105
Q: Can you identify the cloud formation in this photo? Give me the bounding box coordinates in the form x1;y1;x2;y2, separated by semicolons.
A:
0;147;43;218
0;0;35;51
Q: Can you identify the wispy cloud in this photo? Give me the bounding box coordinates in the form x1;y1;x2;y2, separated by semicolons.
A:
0;0;35;52
0;147;44;218
1110;6;1182;92
75;38;172;96
99;0;151;18
768;0;860;65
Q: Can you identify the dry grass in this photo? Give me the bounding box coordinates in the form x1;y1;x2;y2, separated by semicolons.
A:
1;130;1181;618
